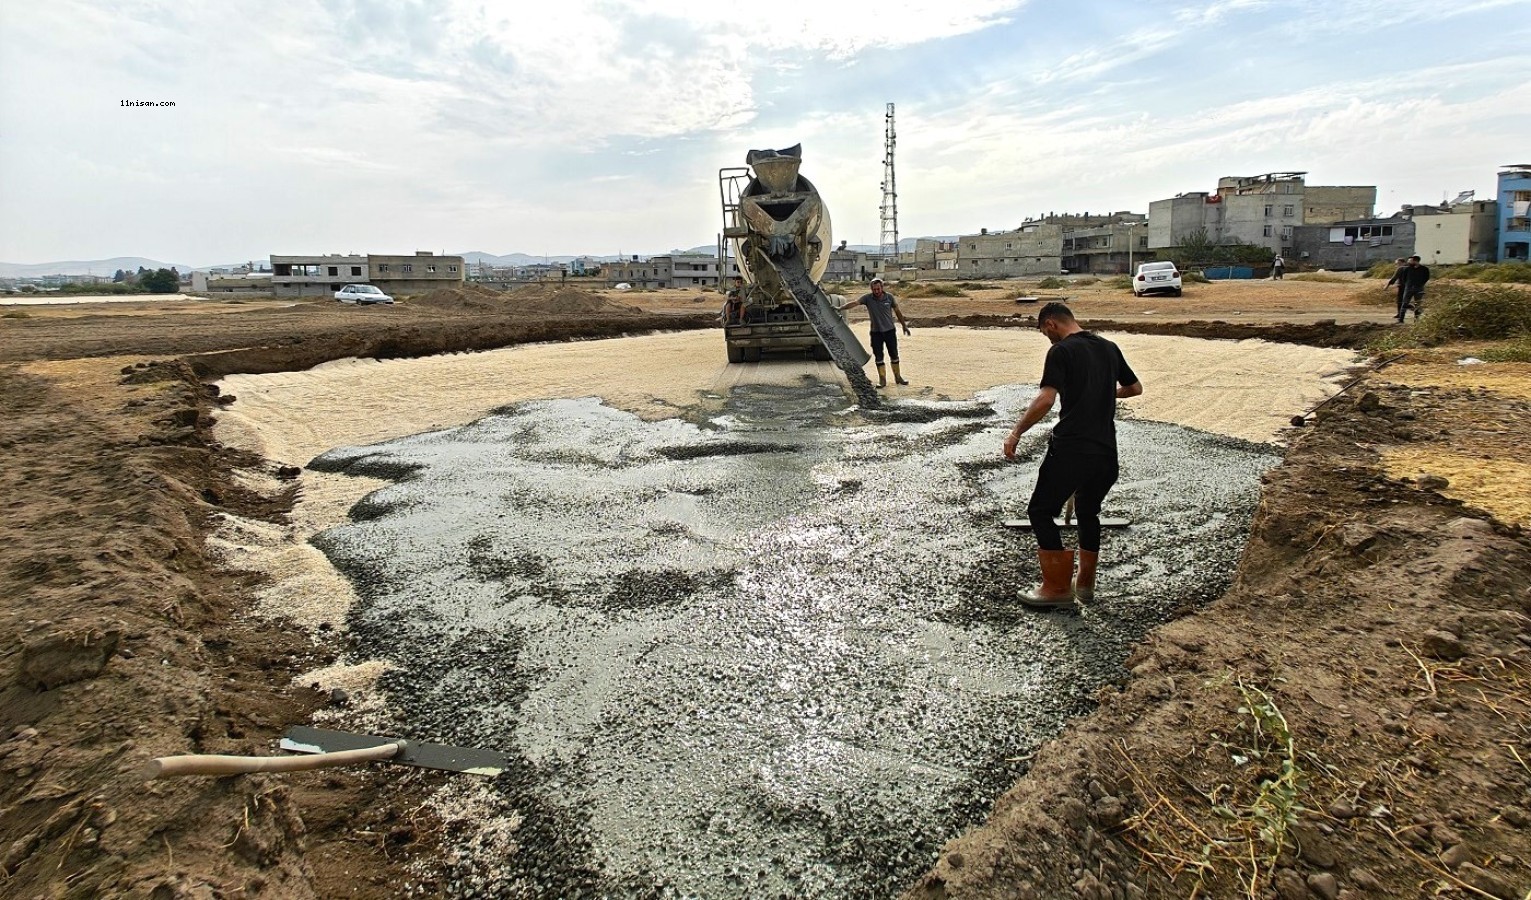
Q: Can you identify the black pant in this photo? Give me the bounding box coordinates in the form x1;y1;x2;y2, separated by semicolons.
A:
870;328;899;364
1402;288;1424;319
1027;449;1119;552
1395;288;1408;320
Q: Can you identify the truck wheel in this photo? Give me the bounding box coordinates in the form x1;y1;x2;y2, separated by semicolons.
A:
727;344;744;364
742;347;762;363
811;344;832;361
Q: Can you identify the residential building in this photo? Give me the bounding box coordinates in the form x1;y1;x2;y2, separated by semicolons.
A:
191;271;273;294
1149;172;1376;255
1498;164;1531;261
1290;218;1415;271
605;254;741;289
270;252;463;297
1405;199;1499;265
909;238;959;274
955;223;1064;277
1060;213;1151;275
826;242;877;282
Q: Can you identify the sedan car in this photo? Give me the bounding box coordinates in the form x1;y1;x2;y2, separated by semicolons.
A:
1133;261;1182;297
335;284;394;304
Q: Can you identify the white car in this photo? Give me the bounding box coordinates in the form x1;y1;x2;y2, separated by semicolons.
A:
335;284;394;304
1133;261;1182;297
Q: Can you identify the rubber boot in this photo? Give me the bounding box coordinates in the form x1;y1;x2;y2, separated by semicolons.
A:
892;362;909;385
876;363;887;387
1075;550;1099;602
1022;549;1076;608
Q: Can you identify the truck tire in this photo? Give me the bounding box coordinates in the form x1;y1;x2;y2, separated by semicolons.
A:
742;347;762;363
810;344;832;361
727;344;744;364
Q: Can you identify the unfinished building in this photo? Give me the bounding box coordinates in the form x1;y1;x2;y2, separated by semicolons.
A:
954;223;1063;277
269;252;464;298
1148;173;1376;256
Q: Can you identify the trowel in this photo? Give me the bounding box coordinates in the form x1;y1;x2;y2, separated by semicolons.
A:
142;726;507;779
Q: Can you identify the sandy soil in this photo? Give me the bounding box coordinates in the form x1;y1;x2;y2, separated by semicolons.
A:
1;286;1527;900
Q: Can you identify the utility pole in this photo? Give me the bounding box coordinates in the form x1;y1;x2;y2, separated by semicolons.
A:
879;102;899;270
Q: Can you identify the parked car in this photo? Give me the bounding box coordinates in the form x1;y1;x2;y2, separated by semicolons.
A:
1133;261;1182;297
335;284;394;304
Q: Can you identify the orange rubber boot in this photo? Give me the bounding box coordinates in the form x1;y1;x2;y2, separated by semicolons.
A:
1075;550;1099;602
1022;549;1076;608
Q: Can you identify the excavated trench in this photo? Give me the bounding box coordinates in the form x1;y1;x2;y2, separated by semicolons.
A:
303;377;1279;898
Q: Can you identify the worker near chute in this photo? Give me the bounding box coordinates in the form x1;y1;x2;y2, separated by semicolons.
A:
1003;302;1143;609
844;277;911;387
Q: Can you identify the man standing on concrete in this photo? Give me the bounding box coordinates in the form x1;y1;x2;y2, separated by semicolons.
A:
1397;255;1430;322
845;277;911;387
1003;303;1143;608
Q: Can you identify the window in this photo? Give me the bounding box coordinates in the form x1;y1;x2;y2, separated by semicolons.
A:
1264;205;1273;217
1005;242;1013;249
351;266;362;276
402;263;414;273
1263;225;1273;237
378;264;390;273
327;266;338;276
1281;226;1293;239
427;265;437;273
1283;205;1294;217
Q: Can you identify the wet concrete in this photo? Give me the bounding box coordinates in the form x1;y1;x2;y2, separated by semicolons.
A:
307;378;1279;898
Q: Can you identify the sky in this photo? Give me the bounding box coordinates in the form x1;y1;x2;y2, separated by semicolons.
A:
1;0;1528;266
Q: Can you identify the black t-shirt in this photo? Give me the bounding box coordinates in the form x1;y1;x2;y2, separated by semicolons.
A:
1039;332;1139;455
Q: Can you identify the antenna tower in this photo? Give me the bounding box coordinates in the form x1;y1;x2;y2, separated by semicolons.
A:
879;102;899;262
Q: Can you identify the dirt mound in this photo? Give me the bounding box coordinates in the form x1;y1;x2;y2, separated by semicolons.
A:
403;282;509;312
503;284;643;316
407;282;642;317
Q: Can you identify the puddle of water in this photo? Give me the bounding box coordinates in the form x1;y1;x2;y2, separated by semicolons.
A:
307;380;1278;898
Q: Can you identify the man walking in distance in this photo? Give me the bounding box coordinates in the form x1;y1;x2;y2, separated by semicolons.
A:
1272;254;1285;280
1397;255;1430;322
1384;257;1409;323
1003;303;1142;608
844;276;911;387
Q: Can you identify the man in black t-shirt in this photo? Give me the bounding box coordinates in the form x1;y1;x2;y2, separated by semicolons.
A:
1003;303;1143;608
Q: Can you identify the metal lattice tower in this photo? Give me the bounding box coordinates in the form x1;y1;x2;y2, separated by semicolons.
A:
879;102;899;262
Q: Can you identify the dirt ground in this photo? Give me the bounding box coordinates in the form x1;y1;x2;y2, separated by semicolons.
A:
1;281;1527;899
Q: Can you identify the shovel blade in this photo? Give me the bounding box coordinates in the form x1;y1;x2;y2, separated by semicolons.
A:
280;726;508;778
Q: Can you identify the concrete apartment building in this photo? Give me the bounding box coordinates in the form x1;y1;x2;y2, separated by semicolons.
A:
1059;213;1151;275
1290;217;1415;271
1406;199;1499;265
955;222;1064;277
269;252;463;297
1498;164;1531;261
606;254;741;289
1149;173;1376;255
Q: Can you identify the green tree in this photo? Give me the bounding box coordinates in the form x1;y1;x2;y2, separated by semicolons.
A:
140;268;179;293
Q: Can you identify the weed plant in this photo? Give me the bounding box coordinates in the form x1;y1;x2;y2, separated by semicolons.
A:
1106;275;1133;290
1072;277;1100;286
896;282;967;298
1036;276;1068;289
1370;282;1531;350
1183;271;1211;284
1288;273;1351;283
1438;261;1531;284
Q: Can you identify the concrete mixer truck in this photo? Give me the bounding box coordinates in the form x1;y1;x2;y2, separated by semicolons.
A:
717;146;871;369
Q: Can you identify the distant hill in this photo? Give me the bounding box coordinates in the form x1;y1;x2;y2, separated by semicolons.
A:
3;238;962;279
0;257;194;278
